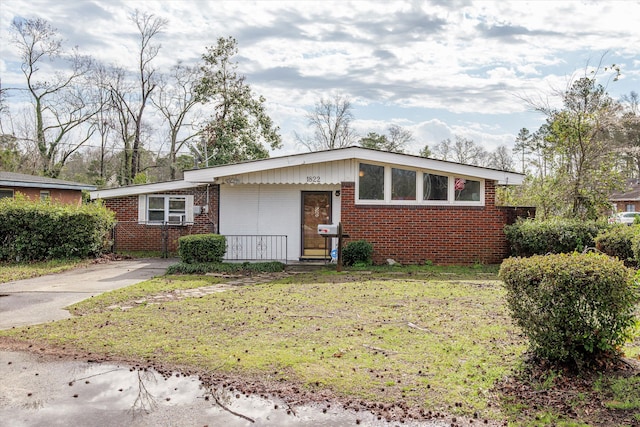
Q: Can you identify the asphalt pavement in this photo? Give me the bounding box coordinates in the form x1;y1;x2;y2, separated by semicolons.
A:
0;258;176;329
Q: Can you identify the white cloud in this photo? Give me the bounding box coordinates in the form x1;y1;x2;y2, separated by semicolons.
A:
1;0;638;163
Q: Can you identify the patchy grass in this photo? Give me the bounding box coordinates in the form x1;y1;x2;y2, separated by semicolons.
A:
0;275;524;421
0;259;90;284
498;357;640;427
595;375;640;411
338;262;501;278
0;268;638;425
66;275;230;316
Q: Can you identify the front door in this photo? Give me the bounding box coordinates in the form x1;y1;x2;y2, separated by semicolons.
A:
301;191;332;259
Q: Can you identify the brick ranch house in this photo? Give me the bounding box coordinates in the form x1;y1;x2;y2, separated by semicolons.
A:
610;179;640;213
0;171;95;204
90;147;530;265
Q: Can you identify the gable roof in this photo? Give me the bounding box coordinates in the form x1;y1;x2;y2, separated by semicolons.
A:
610;179;640;202
184;146;523;183
90;146;524;199
0;172;96;191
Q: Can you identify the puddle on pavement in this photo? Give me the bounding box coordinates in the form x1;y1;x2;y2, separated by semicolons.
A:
0;351;438;427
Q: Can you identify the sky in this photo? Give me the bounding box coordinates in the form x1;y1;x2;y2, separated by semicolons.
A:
1;0;639;161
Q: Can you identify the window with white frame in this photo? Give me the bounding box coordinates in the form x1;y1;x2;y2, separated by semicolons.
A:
357;162;484;205
139;194;193;225
423;173;448;201
358;163;384;200
40;190;50;201
453;178;481;201
392;168;416;200
0;189;13;199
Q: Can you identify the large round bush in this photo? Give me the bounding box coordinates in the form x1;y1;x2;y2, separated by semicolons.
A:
499;253;638;367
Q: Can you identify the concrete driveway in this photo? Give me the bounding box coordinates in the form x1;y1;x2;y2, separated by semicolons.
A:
0;258;176;330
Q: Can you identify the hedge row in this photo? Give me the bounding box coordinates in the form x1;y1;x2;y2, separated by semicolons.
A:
504;219;607;257
167;261;285;275
0;196;115;261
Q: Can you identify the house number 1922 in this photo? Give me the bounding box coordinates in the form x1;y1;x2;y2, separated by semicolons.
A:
306;176;321;183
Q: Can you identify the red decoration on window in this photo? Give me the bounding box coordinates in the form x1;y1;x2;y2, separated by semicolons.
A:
454;178;466;191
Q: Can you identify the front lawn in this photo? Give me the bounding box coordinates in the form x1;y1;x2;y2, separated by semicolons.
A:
0;269;638;425
0;259;89;284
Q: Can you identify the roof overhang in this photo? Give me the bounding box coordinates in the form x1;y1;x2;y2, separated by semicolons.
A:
0;180;95;191
90;180;206;199
184;146;525;185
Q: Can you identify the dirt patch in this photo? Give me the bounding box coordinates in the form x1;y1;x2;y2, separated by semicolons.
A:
91;253;134;263
0;337;502;426
495;354;640;426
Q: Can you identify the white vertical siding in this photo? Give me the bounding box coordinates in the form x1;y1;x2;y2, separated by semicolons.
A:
220;184;341;261
237;160;355;185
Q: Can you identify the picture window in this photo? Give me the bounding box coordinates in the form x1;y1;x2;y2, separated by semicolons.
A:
358;163;384;200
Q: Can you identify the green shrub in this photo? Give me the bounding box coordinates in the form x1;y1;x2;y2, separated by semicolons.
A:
342;240;373;266
178;234;226;264
0;196;115;261
167;261;285;275
499;253;639;367
629;233;640;266
504;218;607;257
595;225;639;265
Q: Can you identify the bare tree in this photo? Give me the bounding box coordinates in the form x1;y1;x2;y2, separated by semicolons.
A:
11;17;101;177
387;124;413;151
87;63;119;184
616;91;640;177
296;95;357;151
487;145;515;171
152;63;202;179
109;10;167;184
431;135;488;166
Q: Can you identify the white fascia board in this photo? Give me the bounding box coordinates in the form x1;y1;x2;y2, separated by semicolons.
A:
355;150;525;185
182;147;525;185
183;149;356;182
0;180;96;191
90;180;205;200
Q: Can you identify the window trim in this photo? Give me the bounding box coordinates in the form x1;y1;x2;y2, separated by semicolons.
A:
138;194;194;225
355;162;484;206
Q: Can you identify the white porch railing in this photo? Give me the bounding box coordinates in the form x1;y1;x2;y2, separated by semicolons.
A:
223;235;288;263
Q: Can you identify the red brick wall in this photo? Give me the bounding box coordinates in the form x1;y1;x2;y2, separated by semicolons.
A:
340;181;530;265
612;201;640;212
9;187;83;205
103;185;219;253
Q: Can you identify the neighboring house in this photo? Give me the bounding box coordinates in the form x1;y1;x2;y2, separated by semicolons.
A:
610;179;640;212
0;171;96;205
90;147;531;265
